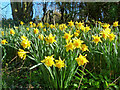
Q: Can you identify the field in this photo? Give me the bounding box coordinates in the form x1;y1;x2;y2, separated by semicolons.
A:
1;20;120;89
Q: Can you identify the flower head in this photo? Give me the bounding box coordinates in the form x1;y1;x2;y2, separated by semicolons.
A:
65;41;74;52
21;39;30;49
10;29;15;35
1;31;4;36
68;20;74;27
55;57;66;69
75;54;89;66
1;39;8;44
92;35;102;45
63;31;73;43
81;44;89;52
34;28;39;34
108;32;116;41
45;33;56;44
41;55;55;67
38;34;44;40
20;21;24;25
26;28;29;31
73;39;84;49
113;21;118;27
18;49;27;60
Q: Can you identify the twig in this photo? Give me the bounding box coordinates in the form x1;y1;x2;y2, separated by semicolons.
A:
78;63;87;90
106;76;120;89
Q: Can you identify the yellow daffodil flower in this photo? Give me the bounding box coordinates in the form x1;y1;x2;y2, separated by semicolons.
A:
41;55;55;67
75;54;89;66
55;57;66;69
92;35;102;45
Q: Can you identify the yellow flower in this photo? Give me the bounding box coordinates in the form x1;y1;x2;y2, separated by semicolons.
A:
30;25;33;28
21;35;28;41
73;39;84;49
92;35;102;45
108;32;116;41
1;39;8;44
20;21;24;25
45;33;56;44
39;23;44;28
59;24;67;31
68;20;74;27
33;23;36;27
41;55;55;67
113;21;118;27
74;32;79;37
38;34;44;40
50;24;55;29
80;25;85;32
76;22;84;29
75;54;89;66
10;29;15;35
18;49;27;60
76;30;80;34
100;31;108;40
63;31;73;43
1;31;4;36
26;28;29;31
85;26;91;32
55;57;66;69
34;28;39;34
65;41;74;52
21;39;30;49
30;21;33;25
102;23;110;29
81;44;89;52
43;28;46;31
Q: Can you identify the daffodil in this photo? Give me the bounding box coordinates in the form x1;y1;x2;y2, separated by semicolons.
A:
65;41;74;52
102;23;110;29
85;26;91;32
55;57;66;69
50;24;55;29
18;49;27;60
33;23;36;27
68;20;74;27
45;33;56;44
29;21;33;25
76;22;84;29
113;21;118;27
1;31;4;36
74;32;79;37
34;28;39;34
10;29;15;35
38;34;44;40
26;28;29;31
108;32;116;41
92;35;102;45
63;31;73;43
75;54;89;66
1;39;8;44
73;39;84;49
41;55;55;67
81;44;89;52
21;35;28;41
20;21;24;25
21;39;30;49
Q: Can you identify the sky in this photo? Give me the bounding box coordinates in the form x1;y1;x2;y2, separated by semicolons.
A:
0;1;56;20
